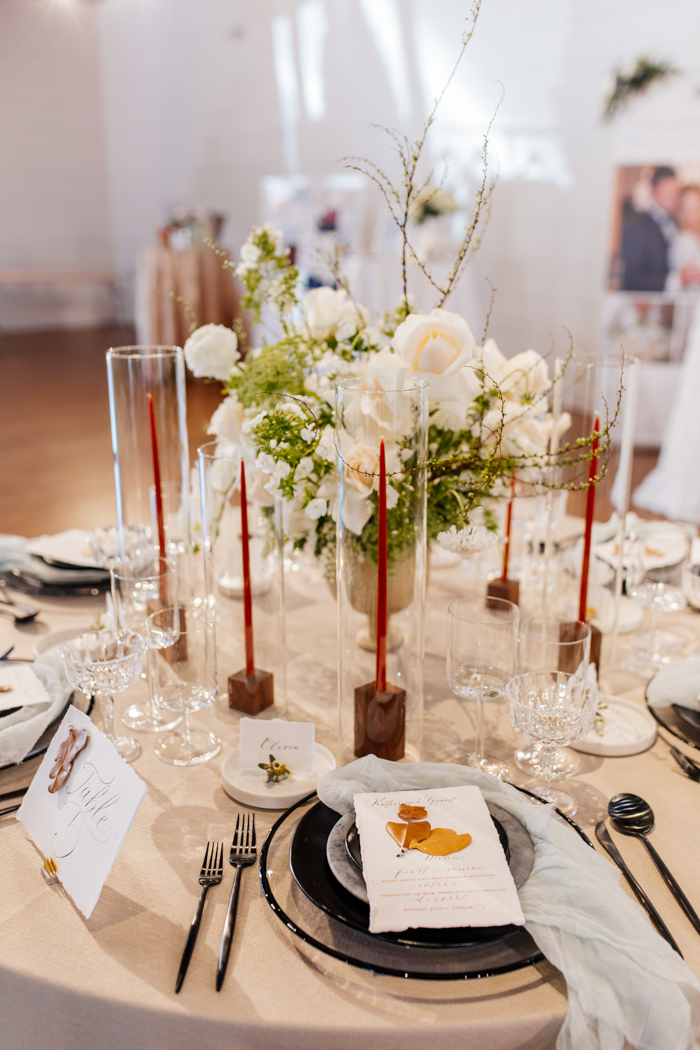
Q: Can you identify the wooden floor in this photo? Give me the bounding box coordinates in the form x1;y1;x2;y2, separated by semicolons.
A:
0;326;660;538
0;326;224;537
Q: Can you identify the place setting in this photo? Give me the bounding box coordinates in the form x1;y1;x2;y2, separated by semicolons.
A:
7;11;700;1047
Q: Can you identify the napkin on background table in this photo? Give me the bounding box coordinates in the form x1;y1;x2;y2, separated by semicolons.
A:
0;533;108;586
319;756;700;1050
0;651;73;766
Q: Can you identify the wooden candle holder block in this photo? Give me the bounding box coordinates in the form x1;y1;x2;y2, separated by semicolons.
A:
487;578;520;606
558;620;602;675
588;623;602;675
228;668;274;715
354;680;406;761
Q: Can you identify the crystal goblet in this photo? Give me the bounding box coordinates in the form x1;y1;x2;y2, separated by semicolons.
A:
507;671;599;816
60;631;144;763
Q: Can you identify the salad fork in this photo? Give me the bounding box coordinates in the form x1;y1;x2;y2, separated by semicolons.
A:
175;841;223;993
216;814;256;991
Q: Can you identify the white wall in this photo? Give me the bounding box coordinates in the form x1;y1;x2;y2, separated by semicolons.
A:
1;0;699;350
0;0;114;328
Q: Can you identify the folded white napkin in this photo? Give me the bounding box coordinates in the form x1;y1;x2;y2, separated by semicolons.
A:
0;652;72;765
319;756;700;1050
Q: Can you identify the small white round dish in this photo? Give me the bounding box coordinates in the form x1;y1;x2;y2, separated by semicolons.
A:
33;625;93;658
571;695;657;756
221;743;337;809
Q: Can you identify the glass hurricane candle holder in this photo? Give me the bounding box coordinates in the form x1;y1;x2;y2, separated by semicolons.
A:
106;345;192;594
336;377;427;763
60;631;144;763
198;441;286;715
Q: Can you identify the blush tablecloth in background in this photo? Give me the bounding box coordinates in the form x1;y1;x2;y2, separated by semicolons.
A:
2;560;700;1050
135;245;249;348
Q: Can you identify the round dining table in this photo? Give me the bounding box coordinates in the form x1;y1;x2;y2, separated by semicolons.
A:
2;551;700;1050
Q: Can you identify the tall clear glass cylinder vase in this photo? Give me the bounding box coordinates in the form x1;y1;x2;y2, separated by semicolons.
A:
199;441;286;716
336;377;427;764
556;353;640;680
106;345;192;595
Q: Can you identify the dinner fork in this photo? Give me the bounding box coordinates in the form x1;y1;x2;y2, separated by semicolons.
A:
216;813;256;991
669;745;700;781
175;841;223;994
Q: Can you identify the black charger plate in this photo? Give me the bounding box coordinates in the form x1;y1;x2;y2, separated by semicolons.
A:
292;803;521;950
645;656;700;751
259;791;593;980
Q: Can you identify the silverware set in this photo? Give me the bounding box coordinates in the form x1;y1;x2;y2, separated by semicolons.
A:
175;813;256;994
596;789;700;957
669;744;700;781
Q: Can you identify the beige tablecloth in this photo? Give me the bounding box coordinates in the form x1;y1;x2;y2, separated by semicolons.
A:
2;568;700;1050
136;245;249;349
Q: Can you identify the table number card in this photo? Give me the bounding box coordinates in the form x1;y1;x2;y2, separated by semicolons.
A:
354;785;525;934
238;717;315;772
17;705;147;919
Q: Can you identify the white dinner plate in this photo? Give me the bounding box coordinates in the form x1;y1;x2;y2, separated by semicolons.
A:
221;743;337;809
33;625;93;658
26;529;98;569
571;695;657;756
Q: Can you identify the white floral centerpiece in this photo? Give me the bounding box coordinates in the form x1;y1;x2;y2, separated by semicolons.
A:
181;8;600;578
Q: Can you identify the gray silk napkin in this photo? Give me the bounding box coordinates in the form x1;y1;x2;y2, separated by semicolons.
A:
319;756;700;1050
0;652;72;765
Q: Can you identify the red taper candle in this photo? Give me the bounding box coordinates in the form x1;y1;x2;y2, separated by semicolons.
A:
375;439;388;692
239;460;255;676
502;474;516;583
578;414;600;623
147;393;168;604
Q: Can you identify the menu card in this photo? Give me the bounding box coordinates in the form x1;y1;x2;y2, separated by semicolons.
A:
353;785;525;934
17;705;147;920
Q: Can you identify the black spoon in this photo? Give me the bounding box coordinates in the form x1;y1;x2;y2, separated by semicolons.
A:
608;793;700;936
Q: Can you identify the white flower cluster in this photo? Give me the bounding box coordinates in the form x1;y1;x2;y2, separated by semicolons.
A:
436;524;497;557
236;223;284;277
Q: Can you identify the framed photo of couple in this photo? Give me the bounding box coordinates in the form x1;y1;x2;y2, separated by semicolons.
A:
604;163;700;367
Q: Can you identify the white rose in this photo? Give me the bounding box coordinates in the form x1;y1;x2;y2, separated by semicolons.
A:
305;498;327;520
498;350;550;402
207;395;244;445
184;324;240;381
304;287;368;341
240;242;260;265
392;308;475;400
344;440;380;496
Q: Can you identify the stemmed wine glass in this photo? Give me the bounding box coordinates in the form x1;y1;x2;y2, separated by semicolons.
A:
111;559;181;733
624;522;690;677
146;605;221;766
60;631;144;762
446;596;519;779
89;524;155;573
515;616;591;779
507;671;599;816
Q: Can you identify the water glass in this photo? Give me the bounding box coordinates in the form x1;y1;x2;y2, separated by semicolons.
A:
111;559;181;733
446;596;519;779
515;616;591;779
146;605;221;766
507;671;598;816
60;631;144;763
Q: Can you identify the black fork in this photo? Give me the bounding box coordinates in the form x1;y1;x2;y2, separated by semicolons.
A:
175;841;224;993
216;813;257;991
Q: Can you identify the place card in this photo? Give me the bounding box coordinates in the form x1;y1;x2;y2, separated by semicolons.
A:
0;664;52;713
17;704;147;920
238;717;315;773
354;785;525;934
